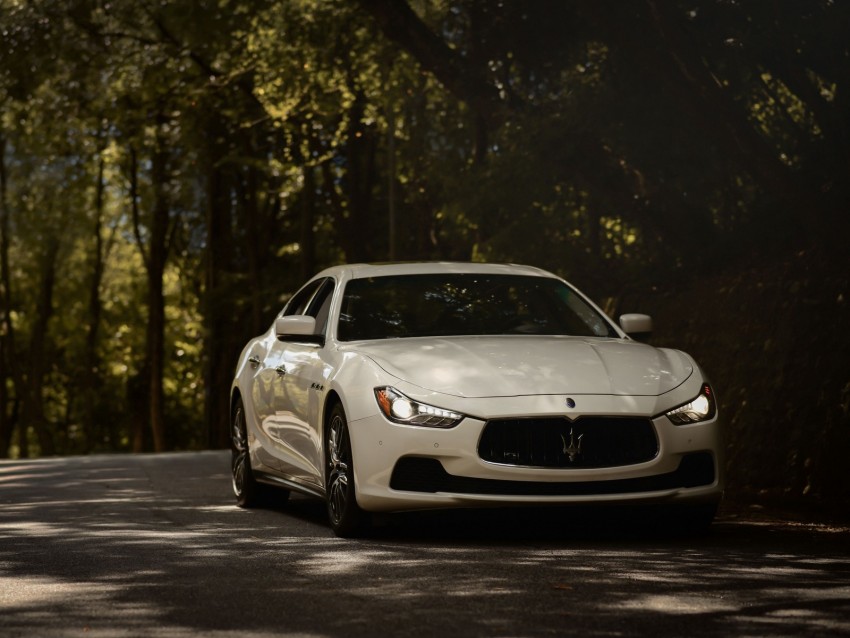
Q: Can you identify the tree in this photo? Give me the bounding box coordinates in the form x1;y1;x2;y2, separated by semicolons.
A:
0;129;18;457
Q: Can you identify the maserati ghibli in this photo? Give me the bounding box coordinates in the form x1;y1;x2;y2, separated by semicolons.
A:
230;262;723;536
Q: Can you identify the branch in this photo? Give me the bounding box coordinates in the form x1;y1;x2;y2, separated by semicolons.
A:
128;145;150;270
353;0;511;125
145;9;270;121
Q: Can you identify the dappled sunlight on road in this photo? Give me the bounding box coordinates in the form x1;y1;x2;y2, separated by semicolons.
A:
614;593;740;614
1;451;849;637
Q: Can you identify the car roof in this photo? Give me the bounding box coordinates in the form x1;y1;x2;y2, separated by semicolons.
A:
313;262;557;281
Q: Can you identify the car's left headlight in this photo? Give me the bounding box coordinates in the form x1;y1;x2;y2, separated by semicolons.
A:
374;387;464;428
665;384;717;425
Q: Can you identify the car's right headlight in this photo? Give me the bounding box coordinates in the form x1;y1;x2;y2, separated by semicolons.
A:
665;384;717;425
374;387;464;428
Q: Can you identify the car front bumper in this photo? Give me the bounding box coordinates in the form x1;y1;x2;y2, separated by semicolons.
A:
348;396;723;513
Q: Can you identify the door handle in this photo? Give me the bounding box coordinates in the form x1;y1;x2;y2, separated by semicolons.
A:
248;355;261;368
275;365;287;376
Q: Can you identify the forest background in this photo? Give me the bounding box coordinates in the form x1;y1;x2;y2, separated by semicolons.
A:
1;0;848;515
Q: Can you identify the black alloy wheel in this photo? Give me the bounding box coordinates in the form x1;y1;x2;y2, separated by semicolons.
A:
326;403;368;537
231;398;261;507
231;397;289;507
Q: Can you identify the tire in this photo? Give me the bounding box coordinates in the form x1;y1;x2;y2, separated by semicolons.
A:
325;403;368;537
231;397;289;508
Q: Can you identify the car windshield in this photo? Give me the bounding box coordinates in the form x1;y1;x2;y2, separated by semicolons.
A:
336;273;617;341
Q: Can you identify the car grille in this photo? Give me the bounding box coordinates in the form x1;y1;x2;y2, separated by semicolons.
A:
389;453;716;496
478;416;658;468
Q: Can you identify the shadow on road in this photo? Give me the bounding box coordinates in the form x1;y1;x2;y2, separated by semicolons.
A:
1;451;849;637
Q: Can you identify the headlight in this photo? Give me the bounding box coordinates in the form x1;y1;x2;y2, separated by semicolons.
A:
374;387;464;428
665;384;716;425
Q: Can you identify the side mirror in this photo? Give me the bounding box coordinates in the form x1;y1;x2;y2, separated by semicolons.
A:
619;313;653;340
274;315;324;345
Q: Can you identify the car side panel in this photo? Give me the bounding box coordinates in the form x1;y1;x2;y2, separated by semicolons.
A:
273;343;330;489
235;334;281;473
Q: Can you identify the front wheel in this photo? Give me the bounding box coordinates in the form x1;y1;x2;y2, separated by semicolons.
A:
325;403;368;537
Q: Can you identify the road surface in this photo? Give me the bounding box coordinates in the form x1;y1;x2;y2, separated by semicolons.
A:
1;452;848;637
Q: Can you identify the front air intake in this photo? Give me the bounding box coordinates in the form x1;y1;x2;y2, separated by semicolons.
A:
478;416;659;468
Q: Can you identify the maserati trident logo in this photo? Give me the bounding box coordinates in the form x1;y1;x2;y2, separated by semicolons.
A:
561;428;583;463
565;397;576;408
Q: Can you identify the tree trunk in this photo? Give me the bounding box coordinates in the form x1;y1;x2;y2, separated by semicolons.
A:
147;120;170;453
0;348;8;457
203;143;233;450
0;133;14;457
23;234;60;456
129;118;171;454
301;163;316;280
341;91;378;262
1;132;36;458
236;135;264;335
83;153;106;448
128;146;146;453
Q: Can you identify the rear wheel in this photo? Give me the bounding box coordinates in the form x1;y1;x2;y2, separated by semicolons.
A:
231;397;288;507
231;398;261;507
325;403;368;537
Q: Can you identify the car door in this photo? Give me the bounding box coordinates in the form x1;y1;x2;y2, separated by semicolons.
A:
270;278;334;488
247;330;284;473
256;278;325;476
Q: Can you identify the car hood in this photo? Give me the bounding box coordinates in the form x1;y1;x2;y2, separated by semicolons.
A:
348;336;693;398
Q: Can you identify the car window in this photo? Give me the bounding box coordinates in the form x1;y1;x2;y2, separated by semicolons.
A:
308;279;335;334
337;274;617;341
283;279;325;317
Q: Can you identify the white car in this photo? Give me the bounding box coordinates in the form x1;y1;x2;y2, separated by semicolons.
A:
231;262;723;536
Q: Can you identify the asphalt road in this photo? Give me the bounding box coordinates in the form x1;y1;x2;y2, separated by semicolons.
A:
1;452;848;637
